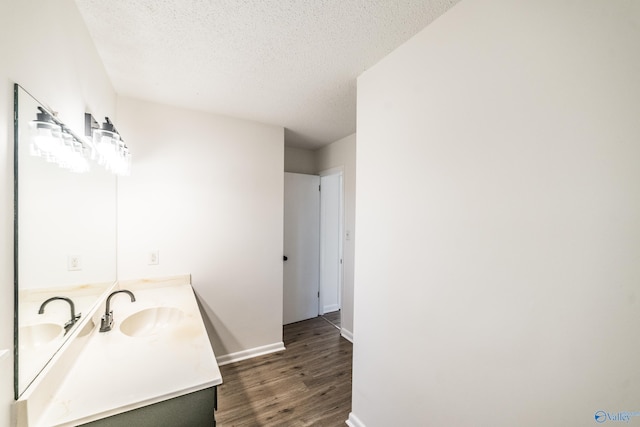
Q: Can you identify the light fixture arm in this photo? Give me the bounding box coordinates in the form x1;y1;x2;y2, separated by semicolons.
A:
35;106;54;124
84;112;100;138
102;117;118;134
85;114;123;141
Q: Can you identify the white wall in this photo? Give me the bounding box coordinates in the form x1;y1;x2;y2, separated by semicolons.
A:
352;1;640;426
316;133;356;339
284;145;316;174
116;96;285;359
0;0;116;424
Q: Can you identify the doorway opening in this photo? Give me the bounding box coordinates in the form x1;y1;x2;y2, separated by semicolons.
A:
318;169;344;330
282;169;344;330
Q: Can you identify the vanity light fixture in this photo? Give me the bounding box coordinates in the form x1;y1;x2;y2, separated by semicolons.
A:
29;107;90;173
84;113;131;176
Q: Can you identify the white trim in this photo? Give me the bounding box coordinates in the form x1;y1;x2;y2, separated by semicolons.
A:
0;349;9;360
323;304;340;313
319;170;344;318
341;328;353;343
346;412;366;427
216;342;285;366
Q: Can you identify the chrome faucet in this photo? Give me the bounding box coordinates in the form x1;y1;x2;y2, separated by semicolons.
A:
38;296;81;335
100;290;136;332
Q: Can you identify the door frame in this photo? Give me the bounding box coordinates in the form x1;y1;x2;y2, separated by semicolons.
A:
318;166;344;317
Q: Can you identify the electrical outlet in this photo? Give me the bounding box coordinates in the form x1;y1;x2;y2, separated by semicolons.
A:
68;254;81;271
148;250;159;265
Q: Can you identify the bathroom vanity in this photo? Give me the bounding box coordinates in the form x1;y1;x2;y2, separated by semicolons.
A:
15;275;223;427
13;86;222;426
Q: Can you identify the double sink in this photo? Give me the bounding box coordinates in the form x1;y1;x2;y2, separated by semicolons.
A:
21;305;186;347
17;277;222;427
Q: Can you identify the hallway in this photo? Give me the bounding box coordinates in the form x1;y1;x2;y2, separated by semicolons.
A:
217;316;352;426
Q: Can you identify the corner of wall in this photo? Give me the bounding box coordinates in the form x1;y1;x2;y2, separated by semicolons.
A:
284;146;317;175
340;329;353;343
346;412;366;427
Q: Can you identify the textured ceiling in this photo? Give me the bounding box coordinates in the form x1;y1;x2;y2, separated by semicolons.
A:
75;0;460;149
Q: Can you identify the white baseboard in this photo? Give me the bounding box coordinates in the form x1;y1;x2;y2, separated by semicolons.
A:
341;328;353;343
216;341;285;366
323;304;340;314
346;412;366;427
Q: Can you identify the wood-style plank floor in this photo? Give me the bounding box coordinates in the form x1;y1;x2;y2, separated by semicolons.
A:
216;317;352;426
320;310;341;329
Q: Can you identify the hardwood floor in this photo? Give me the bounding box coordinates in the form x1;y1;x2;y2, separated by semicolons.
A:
216;317;352;426
320;310;341;329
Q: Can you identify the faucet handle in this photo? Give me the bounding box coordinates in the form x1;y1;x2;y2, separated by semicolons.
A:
63;312;82;335
100;311;114;332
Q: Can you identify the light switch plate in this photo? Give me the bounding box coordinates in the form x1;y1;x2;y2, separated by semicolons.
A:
149;250;159;265
68;254;81;271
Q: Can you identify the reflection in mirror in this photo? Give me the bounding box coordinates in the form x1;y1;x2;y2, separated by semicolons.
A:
14;85;117;398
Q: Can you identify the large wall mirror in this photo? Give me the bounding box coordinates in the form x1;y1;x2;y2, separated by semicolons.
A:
14;85;117;398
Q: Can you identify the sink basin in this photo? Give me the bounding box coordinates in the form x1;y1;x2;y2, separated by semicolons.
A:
20;323;64;348
120;307;185;337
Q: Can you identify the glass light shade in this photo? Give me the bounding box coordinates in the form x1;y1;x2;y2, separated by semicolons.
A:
69;139;90;173
112;142;132;176
29;121;62;160
93;129;118;165
92;128;130;175
28;119;90;173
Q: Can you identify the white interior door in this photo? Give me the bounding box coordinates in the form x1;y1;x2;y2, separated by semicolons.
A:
319;172;343;315
283;172;320;325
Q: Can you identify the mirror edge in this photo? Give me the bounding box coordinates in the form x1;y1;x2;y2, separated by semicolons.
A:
13;82;20;401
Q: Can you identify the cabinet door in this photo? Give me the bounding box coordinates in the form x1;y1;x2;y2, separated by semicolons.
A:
79;387;217;427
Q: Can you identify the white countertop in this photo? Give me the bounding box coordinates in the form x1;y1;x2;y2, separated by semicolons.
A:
18;290;109;395
33;280;222;427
